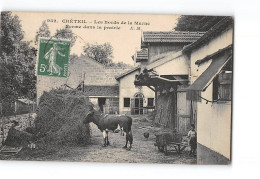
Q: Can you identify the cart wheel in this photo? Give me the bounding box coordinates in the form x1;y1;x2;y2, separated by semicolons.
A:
158;146;164;152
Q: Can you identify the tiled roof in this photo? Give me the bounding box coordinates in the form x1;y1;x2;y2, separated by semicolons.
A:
84;85;119;97
136;48;148;62
141;31;205;45
115;66;140;80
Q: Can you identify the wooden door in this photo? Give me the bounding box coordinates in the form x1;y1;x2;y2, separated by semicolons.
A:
176;85;196;135
131;98;135;115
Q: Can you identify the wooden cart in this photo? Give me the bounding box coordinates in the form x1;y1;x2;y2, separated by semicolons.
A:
154;131;188;156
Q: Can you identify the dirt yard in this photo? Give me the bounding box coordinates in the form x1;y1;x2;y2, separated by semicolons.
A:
0;117;196;164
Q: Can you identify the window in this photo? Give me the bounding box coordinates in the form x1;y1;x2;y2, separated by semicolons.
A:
213;71;232;101
124;98;130;107
147;98;154;107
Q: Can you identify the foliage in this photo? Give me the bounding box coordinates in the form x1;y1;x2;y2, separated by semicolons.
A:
35;21;51;45
0;12;37;116
174;15;225;32
0;12;24;58
54;27;77;47
83;42;113;65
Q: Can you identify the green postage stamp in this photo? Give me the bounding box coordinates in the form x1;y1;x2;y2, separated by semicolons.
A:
37;39;71;77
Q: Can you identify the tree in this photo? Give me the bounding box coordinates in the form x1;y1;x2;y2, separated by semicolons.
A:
54;27;77;46
83;42;113;65
174;15;225;32
35;21;51;45
0;12;37;115
0;11;24;60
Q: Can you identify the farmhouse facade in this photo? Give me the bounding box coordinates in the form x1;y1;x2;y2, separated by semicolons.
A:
116;67;155;115
134;17;233;164
134;31;205;132
184;17;233;164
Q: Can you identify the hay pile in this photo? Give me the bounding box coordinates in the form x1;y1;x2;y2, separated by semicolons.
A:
34;89;93;146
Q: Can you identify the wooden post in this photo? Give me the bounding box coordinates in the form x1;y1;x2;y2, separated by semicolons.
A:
155;86;159;111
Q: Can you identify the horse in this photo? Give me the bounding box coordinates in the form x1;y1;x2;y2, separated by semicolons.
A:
83;110;133;150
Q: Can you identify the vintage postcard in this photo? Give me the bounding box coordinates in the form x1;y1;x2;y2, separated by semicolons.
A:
0;11;233;165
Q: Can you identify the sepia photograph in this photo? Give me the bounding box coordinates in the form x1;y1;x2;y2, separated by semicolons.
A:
0;11;233;165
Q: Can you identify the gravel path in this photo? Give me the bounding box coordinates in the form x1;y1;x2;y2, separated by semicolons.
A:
1;119;196;164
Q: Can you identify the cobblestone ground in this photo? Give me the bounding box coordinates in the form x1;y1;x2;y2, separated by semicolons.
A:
0;118;196;164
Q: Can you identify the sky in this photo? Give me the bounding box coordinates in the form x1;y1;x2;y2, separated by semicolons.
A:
14;12;180;65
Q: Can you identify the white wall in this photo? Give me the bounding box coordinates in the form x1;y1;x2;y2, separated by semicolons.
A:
118;70;155;115
190;28;233;159
154;55;189;75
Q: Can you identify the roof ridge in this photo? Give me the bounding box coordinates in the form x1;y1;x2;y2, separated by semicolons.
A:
115;66;141;80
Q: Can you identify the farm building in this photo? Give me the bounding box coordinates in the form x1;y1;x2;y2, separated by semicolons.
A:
184;17;233;164
121;31;204;116
116;66;155;115
140;31;205;64
134;17;233;164
15;99;37;115
134;31;205;133
83;85;119;114
134;50;194;134
37;55;131;114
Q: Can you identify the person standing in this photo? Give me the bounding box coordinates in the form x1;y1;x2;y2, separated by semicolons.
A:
188;124;197;156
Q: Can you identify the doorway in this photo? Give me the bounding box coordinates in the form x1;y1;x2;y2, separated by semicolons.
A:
98;98;106;112
133;93;144;115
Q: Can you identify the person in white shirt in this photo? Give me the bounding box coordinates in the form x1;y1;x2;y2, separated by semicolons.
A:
188;124;197;156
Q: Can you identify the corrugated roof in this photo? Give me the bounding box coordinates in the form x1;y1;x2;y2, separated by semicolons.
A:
141;31;205;45
84;85;119;97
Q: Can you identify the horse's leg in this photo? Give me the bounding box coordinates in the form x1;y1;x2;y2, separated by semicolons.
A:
106;131;110;145
102;130;107;147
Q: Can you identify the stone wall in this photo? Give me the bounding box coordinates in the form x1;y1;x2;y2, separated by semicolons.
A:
0;113;36;147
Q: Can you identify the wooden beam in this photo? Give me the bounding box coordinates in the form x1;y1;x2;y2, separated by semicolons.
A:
151;75;189;83
147;86;155;92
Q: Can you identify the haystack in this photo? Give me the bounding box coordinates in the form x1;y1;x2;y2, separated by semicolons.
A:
34;89;93;146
